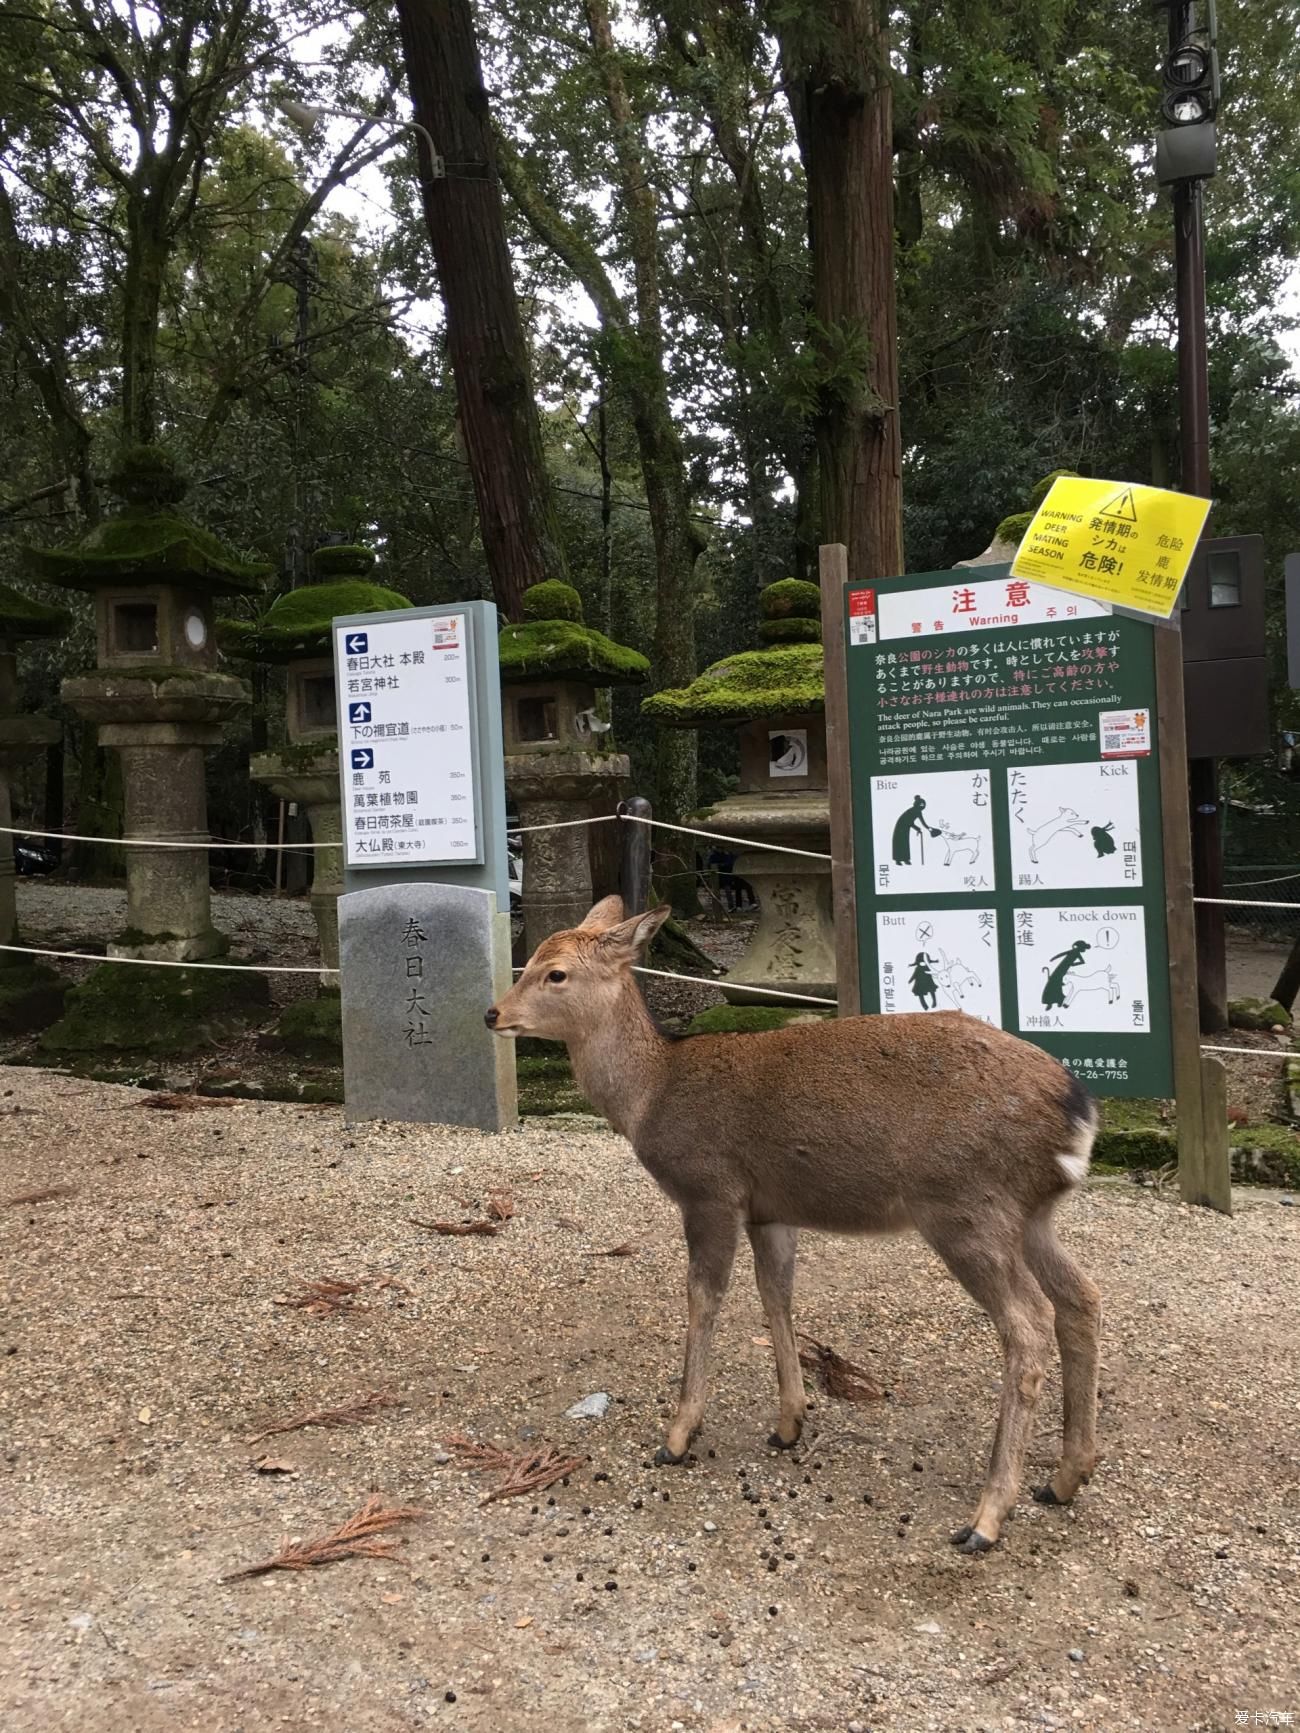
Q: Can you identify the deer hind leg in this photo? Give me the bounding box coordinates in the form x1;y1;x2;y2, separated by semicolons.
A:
916;1208;1054;1553
747;1222;806;1449
1023;1208;1102;1507
656;1205;739;1466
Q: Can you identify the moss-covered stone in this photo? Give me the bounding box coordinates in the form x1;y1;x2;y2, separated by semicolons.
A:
516;1053;593;1116
643;643;824;726
0;961;69;1036
310;543;376;578
684;1004;832;1036
27;448;271;597
1093;1127;1176;1169
994;510;1035;547
497;618;650;686
0;583;70;641
1229;1124;1300;1188
522;580;584;622
760;579;821;621
199;1074;344;1105
39;960;270;1057
758;616;822;645
1228;996;1293;1031
221;578;412;661
260;993;342;1060
1028;469;1079;509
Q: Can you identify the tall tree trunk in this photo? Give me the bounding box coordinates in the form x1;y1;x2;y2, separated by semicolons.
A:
121;198;168;446
778;1;903;583
394;0;569;622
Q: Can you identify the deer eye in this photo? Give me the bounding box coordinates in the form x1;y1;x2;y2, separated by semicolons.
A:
547;969;567;984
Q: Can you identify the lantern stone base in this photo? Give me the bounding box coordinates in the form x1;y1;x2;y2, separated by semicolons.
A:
695;792;836;1006
505;749;629;953
250;747;342;982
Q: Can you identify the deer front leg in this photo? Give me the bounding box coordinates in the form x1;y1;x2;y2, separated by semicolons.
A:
655;1205;739;1466
747;1222;806;1449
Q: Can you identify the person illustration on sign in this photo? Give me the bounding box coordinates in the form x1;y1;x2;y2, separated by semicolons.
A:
1090;821;1117;858
891;796;942;866
1041;939;1091;1009
909;950;941;1010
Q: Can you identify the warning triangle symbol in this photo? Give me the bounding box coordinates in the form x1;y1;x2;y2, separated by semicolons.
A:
1098;487;1138;522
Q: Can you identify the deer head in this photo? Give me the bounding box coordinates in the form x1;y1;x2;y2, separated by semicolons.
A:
485;896;671;1041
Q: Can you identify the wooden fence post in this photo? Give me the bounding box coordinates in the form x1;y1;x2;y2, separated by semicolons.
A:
819;543;860;1017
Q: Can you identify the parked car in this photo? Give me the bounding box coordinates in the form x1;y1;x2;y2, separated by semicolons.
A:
15;835;58;876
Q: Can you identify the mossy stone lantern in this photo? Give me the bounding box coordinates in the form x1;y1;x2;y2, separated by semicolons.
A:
26;446;269;962
225;543;412;981
0;583;71;1032
499;580;650;951
643;580;834;1004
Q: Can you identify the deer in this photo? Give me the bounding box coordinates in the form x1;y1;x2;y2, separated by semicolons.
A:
485;897;1102;1554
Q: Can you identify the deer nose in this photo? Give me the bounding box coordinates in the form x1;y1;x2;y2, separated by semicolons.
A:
484;1006;499;1029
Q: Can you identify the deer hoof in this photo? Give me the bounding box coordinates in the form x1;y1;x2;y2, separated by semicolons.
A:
950;1525;996;1554
653;1445;686;1468
767;1429;800;1451
1032;1483;1065;1506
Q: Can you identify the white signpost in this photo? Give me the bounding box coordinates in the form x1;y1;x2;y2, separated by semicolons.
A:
333;608;484;869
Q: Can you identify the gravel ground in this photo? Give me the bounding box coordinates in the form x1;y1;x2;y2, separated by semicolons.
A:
2;1067;1298;1733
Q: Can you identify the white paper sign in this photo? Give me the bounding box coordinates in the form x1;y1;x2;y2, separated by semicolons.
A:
1013;905;1149;1035
334;610;480;868
869;767;995;895
1006;759;1143;892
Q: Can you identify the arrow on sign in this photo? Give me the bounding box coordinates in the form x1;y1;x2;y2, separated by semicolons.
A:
344;631;369;654
351;748;374;770
348;701;372;723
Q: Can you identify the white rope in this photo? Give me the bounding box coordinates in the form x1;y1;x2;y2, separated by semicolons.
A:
1201;1044;1296;1061
1194;896;1300;911
0;942;334;976
632;965;836;1005
619;811;833;863
507;814;618;836
0;823;328;853
1225;868;1300;888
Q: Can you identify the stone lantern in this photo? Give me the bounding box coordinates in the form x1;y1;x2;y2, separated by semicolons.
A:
226;543;412;982
26;445;269;962
642;580;833;1004
499;581;649;951
0;582;70;1033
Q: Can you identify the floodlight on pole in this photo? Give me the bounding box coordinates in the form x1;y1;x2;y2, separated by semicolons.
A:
274;95;444;179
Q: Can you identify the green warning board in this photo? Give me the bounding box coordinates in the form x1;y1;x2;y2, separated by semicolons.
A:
844;565;1173;1099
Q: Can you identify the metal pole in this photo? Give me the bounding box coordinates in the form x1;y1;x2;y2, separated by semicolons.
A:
618;796;652;915
1167;2;1227;1031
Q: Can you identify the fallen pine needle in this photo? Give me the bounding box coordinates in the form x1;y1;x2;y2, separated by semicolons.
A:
410;1217;499;1237
797;1332;886;1403
2;1184;75;1208
441;1433;584;1506
246;1389;400;1447
274;1279;367;1317
223;1496;427;1581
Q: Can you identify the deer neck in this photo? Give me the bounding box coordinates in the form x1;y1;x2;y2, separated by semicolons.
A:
564;977;668;1141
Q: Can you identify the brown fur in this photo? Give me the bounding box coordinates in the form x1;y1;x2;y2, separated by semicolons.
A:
487;896;1103;1552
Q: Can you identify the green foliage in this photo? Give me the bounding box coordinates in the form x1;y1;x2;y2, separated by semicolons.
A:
263;993;343;1059
1028;470;1078;510
0;583;69;640
310;544;377;578
40;960;270;1057
643;642;824;725
759;578;821;620
758;616;821;645
222;579;412;660
27;507;271;595
110;444;188;508
498;618;650;685
522;579;585;622
993;510;1034;546
683;1005;832;1036
516;1053;594;1117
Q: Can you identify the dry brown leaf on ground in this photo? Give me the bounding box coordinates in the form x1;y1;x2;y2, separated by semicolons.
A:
273;1278;367;1317
796;1332;886;1403
486;1188;515;1222
586;1241;636;1257
441;1433;584;1506
246;1389;400;1446
2;1184;75;1208
222;1496;427;1581
410;1217;499;1237
252;1457;298;1475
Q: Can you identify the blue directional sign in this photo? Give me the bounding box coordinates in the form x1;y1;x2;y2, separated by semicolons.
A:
344;631;368;655
348;701;372;724
351;748;374;770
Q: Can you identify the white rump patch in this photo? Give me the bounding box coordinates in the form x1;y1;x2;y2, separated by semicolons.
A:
1056;1149;1090;1185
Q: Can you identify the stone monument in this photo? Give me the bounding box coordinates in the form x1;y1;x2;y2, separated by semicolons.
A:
338;880;517;1132
0;583;70;1033
225;541;412;984
499;580;649;950
643;579;834;1004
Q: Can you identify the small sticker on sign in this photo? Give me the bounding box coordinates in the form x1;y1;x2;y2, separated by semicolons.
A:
849;588;877;646
1099;708;1151;759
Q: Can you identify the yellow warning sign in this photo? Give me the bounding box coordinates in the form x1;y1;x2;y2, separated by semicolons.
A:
1010;476;1211;618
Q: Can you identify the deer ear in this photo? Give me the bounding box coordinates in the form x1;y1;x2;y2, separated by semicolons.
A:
579;894;625;932
597;903;671;959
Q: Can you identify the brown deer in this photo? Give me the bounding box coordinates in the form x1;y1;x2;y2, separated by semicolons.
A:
485;897;1101;1553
